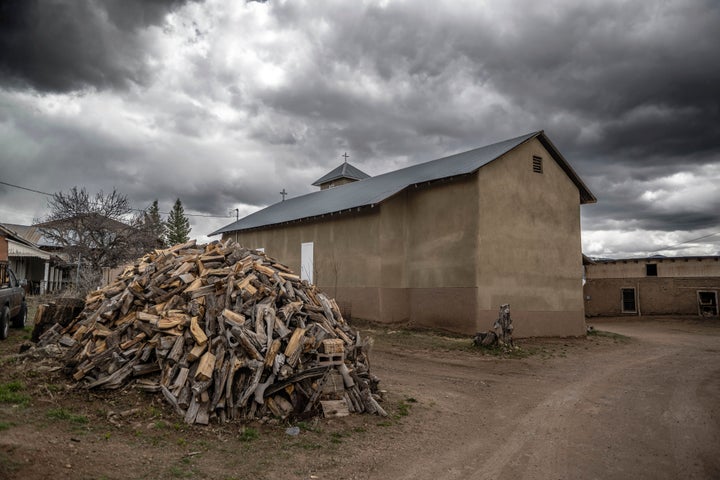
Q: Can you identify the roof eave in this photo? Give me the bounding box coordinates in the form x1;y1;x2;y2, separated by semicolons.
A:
536;132;597;205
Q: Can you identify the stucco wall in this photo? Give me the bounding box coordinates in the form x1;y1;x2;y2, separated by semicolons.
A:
586;257;720;279
474;138;586;337
222;139;587;337
584;277;719;317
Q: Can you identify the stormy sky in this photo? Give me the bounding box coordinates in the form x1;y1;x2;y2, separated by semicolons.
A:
1;0;718;258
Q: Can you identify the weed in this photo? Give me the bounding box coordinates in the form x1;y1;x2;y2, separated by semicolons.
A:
587;329;631;342
239;427;259;442
103;432;111;440
396;401;411;417
296;420;322;433
46;408;88;424
168;465;193;478
146;406;163;418
377;420;393;427
177;438;187;446
353;427;367;433
0;381;30;407
0;421;13;431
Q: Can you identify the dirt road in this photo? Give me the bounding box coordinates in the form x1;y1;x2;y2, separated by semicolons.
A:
368;319;720;480
1;318;719;479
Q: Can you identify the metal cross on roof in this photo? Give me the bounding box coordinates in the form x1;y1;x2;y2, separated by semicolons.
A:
342;152;349;162
280;188;288;201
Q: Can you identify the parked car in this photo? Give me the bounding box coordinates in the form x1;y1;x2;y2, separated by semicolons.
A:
0;262;27;339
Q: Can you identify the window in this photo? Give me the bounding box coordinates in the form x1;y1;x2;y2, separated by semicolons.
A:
621;288;636;313
301;242;314;284
646;264;657;276
532;155;543;173
698;291;718;317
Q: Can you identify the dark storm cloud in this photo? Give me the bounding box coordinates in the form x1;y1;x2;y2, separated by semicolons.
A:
1;0;718;253
0;0;197;93
262;0;720;167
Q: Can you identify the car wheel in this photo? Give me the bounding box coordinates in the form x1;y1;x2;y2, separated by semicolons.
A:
12;301;27;328
0;306;9;340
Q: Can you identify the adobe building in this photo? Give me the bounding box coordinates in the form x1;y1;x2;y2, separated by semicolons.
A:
212;131;596;337
584;255;720;317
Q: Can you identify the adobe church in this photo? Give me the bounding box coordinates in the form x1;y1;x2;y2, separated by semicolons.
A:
212;131;596;337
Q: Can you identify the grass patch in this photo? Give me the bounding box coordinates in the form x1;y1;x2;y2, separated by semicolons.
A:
0;380;30;406
474;344;535;358
46;408;89;424
369;327;475;352
296;420;322;433
587;329;631;342
0;421;14;431
396;401;411;417
238;427;259;442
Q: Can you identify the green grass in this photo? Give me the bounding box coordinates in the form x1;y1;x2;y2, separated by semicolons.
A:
587;329;631;342
0;380;30;407
0;421;14;431
238;427;259;442
46;408;89;424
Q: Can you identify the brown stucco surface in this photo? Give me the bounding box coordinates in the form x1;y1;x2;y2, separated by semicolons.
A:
223;137;588;337
584;257;720;317
584;277;719;317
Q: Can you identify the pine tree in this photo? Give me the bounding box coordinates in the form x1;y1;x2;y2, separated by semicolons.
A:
143;199;166;247
165;198;191;246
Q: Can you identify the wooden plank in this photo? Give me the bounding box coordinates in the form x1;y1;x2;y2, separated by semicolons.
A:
194;351;216;382
321;399;350;418
190;316;208;345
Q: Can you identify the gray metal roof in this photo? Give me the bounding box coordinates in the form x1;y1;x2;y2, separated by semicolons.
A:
211;131;596;235
311;161;370;186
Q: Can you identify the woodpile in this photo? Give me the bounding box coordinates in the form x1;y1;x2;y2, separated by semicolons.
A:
38;239;385;424
31;297;85;342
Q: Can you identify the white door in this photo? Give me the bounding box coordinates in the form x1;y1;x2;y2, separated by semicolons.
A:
301;242;314;283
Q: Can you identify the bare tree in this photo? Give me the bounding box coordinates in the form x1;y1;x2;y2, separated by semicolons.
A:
39;187;155;274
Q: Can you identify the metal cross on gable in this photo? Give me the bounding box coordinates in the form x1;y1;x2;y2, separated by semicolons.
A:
280;188;288;201
342;152;349;162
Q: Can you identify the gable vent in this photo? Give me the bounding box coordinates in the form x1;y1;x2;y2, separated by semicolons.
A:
532;155;543;173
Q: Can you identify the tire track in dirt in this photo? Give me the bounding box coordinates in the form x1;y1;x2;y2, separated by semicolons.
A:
368;321;720;480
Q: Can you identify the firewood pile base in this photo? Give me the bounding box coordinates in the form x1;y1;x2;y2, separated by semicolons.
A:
38;239;386;425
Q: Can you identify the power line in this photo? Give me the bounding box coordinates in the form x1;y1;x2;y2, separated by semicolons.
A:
0;180;53;196
649;231;720;252
0;179;231;219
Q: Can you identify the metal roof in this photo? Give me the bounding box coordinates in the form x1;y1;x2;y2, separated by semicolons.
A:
311;161;371;186
212;131;596;235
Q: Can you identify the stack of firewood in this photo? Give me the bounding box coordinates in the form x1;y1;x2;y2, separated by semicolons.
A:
39;239;385;424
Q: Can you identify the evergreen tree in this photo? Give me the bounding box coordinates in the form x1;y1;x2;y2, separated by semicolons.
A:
165;198;191;246
143;199;166;247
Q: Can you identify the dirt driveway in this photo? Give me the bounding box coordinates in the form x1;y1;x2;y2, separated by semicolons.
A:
1;317;719;479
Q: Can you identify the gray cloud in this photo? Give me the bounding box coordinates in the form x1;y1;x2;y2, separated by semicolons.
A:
0;0;718;255
0;0;197;93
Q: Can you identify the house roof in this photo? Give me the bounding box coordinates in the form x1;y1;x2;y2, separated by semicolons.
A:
2;223;60;248
311;161;371;186
0;223;53;259
212;131;596;235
